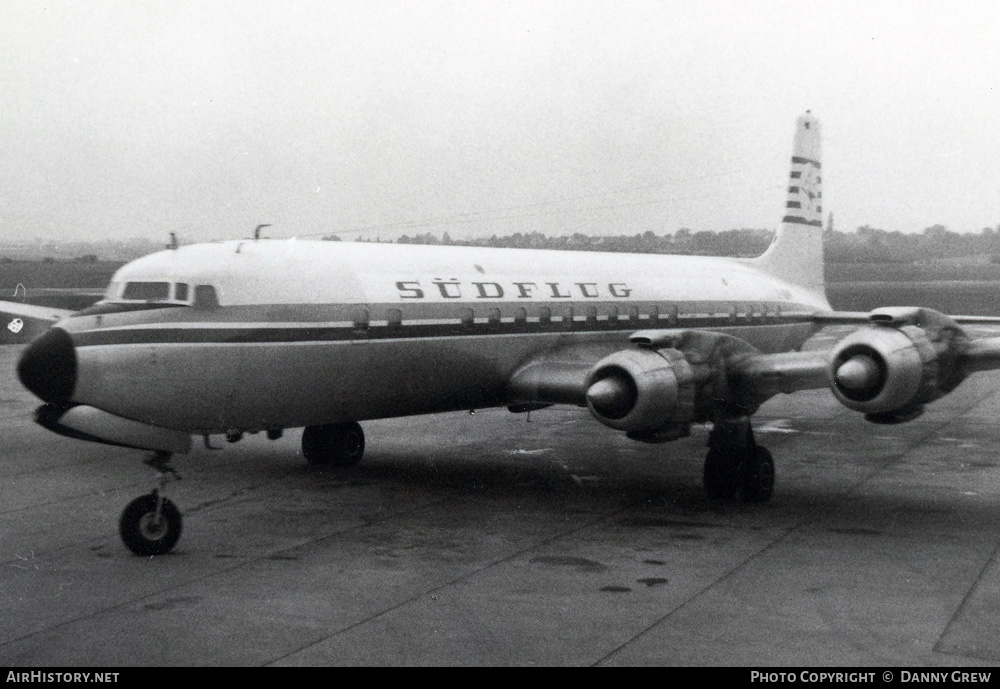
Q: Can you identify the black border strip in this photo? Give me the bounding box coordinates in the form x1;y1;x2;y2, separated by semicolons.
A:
71;314;819;347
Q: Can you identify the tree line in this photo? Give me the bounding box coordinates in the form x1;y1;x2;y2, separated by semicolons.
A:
325;223;1000;263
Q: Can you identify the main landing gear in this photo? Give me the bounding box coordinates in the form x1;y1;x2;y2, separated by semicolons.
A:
703;416;774;503
302;422;365;467
119;451;183;556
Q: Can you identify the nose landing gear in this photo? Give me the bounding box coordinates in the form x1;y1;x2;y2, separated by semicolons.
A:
119;451;183;555
116;423;368;553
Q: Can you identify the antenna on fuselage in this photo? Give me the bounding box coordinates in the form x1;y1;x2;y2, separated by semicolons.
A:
167;232;178;250
254;223;272;240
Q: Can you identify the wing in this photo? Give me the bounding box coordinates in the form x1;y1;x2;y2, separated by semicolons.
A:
506;306;1000;440
812;309;1000;327
741;306;1000;398
0;300;75;344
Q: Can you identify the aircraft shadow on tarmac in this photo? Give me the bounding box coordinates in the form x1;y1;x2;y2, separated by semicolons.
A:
174;435;1000;543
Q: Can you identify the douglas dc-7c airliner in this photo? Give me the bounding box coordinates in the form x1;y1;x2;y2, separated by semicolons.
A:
6;112;1000;556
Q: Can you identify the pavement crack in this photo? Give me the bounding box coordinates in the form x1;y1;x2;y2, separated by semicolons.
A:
593;524;799;666
932;541;1000;657
595;385;1000;666
264;504;635;666
0;493;457;652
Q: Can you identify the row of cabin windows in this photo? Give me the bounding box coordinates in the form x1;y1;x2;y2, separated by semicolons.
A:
352;303;783;330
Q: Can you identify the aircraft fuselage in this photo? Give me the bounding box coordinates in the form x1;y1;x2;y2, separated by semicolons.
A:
41;240;828;433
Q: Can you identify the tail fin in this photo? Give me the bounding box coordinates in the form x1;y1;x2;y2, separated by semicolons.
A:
752;111;826;300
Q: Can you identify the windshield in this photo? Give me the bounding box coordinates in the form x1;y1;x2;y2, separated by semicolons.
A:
121;282;171;300
82;280;194;316
107;281;191;304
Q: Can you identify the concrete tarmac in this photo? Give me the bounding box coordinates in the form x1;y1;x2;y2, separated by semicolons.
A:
2;332;1000;667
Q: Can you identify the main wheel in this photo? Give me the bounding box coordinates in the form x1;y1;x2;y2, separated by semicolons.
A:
738;446;775;503
703;448;738;500
119;492;182;556
302;422;365;467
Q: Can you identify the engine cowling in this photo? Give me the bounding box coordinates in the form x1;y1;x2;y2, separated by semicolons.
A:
829;309;967;423
584;348;695;441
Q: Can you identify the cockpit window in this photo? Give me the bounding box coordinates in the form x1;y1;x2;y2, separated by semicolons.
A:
104;281;122;300
122;282;171;300
193;284;219;309
84;279;192;314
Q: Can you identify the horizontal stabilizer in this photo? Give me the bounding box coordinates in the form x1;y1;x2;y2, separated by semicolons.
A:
0;300;74;343
0;300;74;323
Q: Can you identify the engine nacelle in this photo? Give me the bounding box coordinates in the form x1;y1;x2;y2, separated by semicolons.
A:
584;348;695;441
829;309;967;423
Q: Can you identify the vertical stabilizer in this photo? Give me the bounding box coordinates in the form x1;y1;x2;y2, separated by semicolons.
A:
752;111;826;300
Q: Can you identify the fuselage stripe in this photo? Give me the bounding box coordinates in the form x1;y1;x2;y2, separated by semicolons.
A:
70;313;818;347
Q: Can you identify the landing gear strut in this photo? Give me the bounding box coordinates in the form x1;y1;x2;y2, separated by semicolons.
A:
119;451;183;555
302;422;365;467
703;416;774;503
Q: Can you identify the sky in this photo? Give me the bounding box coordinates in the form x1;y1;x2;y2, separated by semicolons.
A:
2;0;999;244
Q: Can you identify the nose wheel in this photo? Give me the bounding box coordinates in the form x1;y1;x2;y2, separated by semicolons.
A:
119;451;183;555
119;491;183;555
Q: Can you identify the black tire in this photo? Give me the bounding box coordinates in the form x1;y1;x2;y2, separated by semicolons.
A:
119;492;182;556
703;448;738;500
302;422;365;467
738;446;775;503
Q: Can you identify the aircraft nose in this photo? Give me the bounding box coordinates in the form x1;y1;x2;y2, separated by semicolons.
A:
17;327;77;406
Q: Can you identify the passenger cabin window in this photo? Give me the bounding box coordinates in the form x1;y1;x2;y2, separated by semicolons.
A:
353;308;370;332
122;282;170;301
562;306;575;330
459;308;475;330
174;283;189;302
387;308;402;330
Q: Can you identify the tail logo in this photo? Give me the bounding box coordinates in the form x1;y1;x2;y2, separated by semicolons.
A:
798;165;820;214
783;156;823;227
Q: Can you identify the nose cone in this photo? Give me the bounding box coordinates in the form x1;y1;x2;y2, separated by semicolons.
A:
586;375;635;420
835;354;880;392
17;327;77;405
